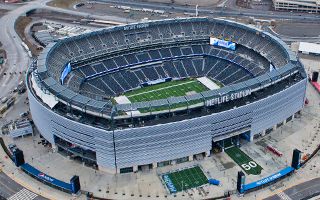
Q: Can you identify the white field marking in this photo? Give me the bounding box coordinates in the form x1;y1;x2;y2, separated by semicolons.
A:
197;77;220;90
126;80;197;98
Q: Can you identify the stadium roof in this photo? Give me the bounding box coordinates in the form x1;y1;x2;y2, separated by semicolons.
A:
31;17;305;117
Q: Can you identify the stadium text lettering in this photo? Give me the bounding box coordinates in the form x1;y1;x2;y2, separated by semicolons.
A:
256;172;282;186
163;175;177;193
206;89;252;106
123;23;149;31
38;173;54;182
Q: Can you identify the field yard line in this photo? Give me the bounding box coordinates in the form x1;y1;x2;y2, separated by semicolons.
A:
190;168;200;186
126;80;196;97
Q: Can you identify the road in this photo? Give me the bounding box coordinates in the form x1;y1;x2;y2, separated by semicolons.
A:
0;171;47;200
0;5;29;98
0;0;134;100
264;177;320;200
95;0;320;21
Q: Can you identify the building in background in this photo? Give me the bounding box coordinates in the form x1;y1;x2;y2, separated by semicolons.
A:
273;0;320;13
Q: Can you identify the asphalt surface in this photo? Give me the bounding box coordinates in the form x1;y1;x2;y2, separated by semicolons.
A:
0;171;47;200
95;0;320;21
274;22;320;38
264;178;320;200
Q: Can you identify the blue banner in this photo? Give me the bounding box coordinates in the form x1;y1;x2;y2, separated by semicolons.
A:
210;37;236;50
20;163;72;192
60;63;72;85
243;166;294;191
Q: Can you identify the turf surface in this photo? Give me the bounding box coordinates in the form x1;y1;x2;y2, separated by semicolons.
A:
126;78;208;102
162;166;208;193
225;146;263;175
124;78;208;112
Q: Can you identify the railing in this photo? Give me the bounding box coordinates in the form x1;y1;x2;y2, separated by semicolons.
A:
0;137;13;160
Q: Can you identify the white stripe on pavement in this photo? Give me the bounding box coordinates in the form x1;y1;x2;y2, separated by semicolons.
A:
277;191;292;200
8;188;38;200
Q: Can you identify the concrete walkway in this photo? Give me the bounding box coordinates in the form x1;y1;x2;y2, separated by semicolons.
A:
0;137;83;200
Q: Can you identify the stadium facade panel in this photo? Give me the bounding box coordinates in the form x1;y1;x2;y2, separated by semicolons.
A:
27;17;307;173
28;79;306;172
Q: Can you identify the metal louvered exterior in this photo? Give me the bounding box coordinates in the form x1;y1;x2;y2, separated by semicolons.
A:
28;78;306;171
27;17;307;173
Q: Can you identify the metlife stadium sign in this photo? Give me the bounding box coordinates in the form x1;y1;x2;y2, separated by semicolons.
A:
206;89;252;107
243;166;294;192
210;37;236;50
20;163;74;192
38;172;54;182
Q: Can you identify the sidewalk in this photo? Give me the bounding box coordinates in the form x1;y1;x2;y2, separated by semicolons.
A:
0;138;85;200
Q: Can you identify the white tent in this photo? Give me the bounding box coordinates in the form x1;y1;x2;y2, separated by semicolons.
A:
299;42;320;55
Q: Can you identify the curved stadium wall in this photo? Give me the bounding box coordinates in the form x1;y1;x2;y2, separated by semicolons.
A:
27;17;307;173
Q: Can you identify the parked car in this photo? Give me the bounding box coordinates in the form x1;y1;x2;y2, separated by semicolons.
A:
1;97;8;104
19;112;28;118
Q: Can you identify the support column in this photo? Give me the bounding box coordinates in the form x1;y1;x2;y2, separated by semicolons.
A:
261;130;266;137
221;140;225;152
152;162;157;169
283;119;286;125
292;114;295;121
171;160;176;165
133;165;138;173
236;135;240;146
249;133;254;142
188;155;193;161
52;144;57;153
205;151;211;157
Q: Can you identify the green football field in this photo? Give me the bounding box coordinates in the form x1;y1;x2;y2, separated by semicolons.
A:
126;78;208;102
162;166;208;193
225;146;263;175
125;78;208;112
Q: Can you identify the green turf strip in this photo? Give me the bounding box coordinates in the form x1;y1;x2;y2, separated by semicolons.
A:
225;146;263;175
164;166;208;193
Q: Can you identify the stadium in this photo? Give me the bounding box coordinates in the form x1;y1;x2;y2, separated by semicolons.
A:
27;17;307;174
